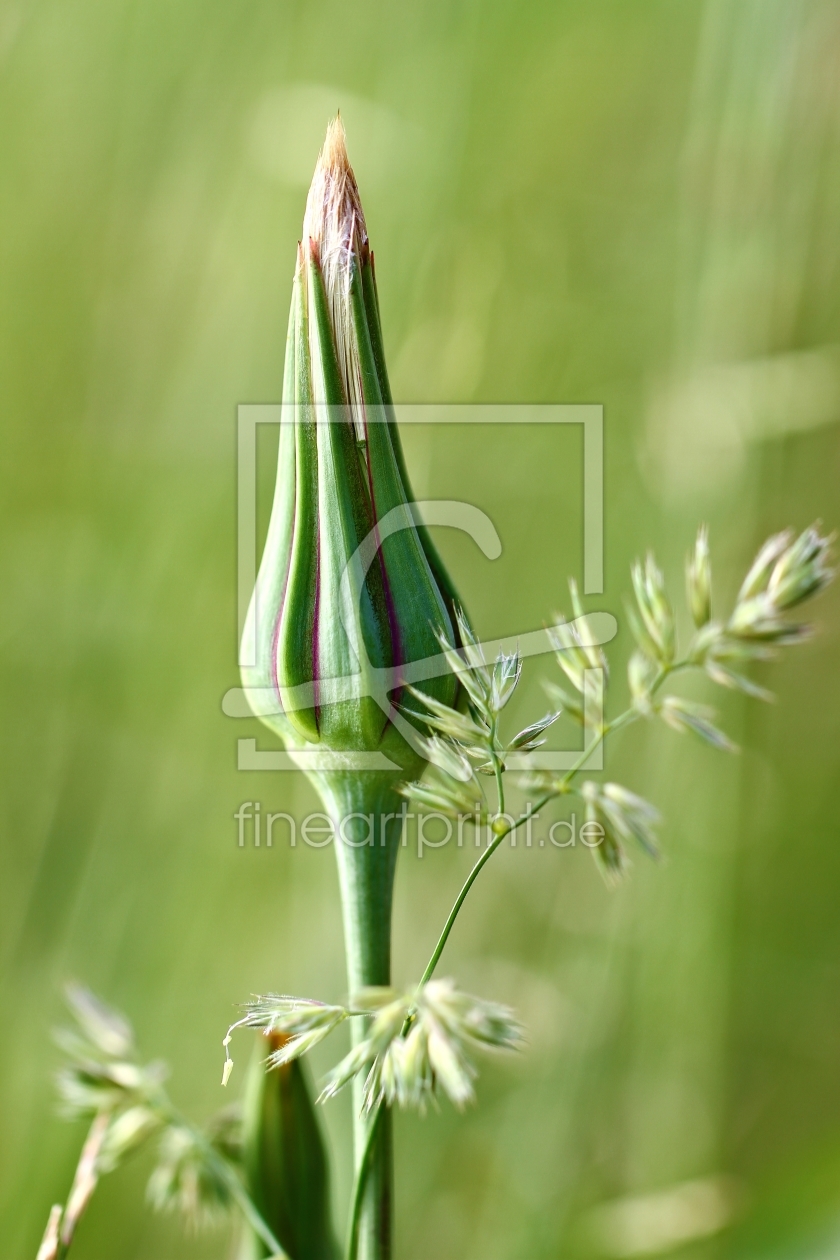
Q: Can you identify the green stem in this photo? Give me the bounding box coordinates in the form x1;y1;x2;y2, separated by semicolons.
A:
318;772;406;1260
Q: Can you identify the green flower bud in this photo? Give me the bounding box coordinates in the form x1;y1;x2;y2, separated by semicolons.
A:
242;118;461;766
239;1035;337;1260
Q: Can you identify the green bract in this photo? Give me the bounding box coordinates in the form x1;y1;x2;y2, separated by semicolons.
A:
241;118;461;765
240;1039;337;1260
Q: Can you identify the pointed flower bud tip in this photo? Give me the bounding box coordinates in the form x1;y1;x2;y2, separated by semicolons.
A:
242;119;466;766
303;116;364;240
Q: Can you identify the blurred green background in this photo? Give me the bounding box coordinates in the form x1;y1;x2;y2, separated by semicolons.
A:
2;0;840;1256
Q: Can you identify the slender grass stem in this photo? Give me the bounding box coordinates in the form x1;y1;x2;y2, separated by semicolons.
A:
345;1105;384;1260
490;715;506;819
419;791;555;986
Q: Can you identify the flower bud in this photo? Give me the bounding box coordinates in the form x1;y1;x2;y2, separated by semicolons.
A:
242;118;461;764
240;1035;337;1260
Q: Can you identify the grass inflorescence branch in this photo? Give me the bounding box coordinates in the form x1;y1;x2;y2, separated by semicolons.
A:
41;985;288;1260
